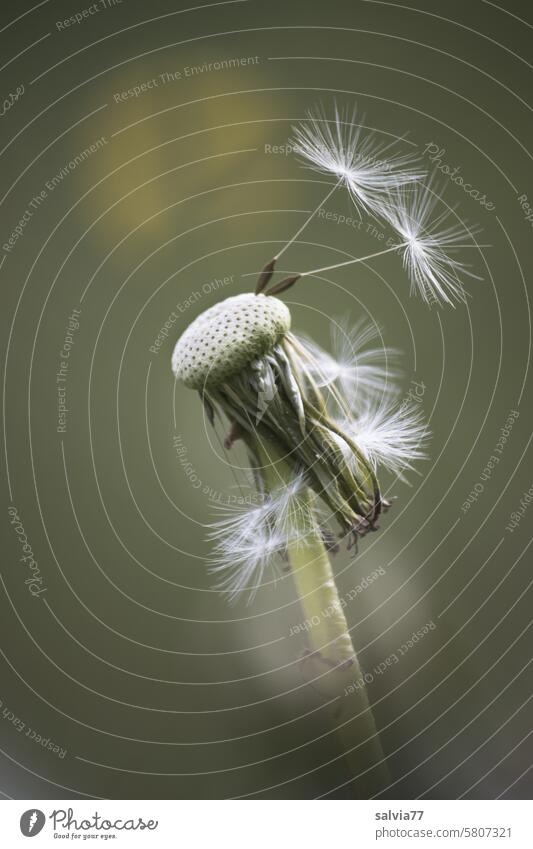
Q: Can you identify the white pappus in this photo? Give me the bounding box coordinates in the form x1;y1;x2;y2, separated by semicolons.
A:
290;102;425;220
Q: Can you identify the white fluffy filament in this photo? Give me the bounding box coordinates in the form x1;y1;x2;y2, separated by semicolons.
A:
291;102;425;220
384;183;483;305
294;319;400;412
346;401;429;476
207;473;317;602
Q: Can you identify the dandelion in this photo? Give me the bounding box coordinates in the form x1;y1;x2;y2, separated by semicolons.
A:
172;293;384;561
172;288;425;794
169;100;486;794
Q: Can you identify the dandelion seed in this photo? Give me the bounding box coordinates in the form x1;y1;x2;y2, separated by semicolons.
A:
290;102;425;220
207;473;316;600
384;181;483;305
295;181;485;306
339;400;429;476
294;319;400;413
208;501;285;602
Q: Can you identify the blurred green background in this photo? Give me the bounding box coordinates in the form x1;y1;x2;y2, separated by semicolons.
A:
1;0;531;799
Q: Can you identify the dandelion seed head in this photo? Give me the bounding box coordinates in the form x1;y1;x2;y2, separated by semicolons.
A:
171;293;290;388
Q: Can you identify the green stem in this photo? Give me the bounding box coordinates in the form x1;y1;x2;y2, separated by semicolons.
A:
288;535;355;664
256;440;389;797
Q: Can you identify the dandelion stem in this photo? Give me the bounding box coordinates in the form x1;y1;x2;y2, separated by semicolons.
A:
256;440;389;797
274;178;343;261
